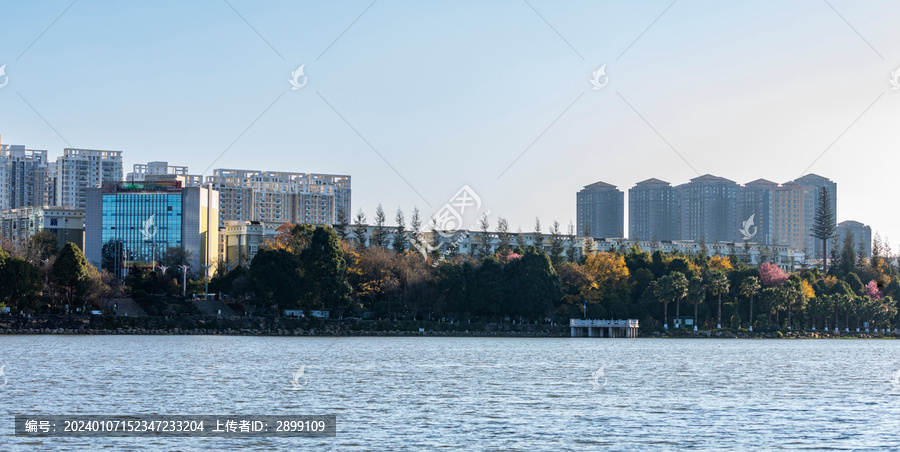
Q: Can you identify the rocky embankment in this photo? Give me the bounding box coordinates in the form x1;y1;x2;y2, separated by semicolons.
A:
1;316;895;338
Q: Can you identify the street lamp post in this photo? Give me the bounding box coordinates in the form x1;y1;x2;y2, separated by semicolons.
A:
179;264;190;298
202;264;213;300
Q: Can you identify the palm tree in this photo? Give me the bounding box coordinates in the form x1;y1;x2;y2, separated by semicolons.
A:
687;275;705;331
656;273;688;330
740;276;761;331
670;272;689;329
708;270;729;329
783;282;802;330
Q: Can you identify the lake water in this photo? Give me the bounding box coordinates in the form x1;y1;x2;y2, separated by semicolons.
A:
2;336;900;450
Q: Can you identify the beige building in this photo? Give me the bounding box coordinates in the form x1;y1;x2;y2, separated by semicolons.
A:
207;169;350;228
220;220;279;266
1;206;85;250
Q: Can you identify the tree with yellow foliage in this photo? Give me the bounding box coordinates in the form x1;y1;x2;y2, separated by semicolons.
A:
708;255;732;271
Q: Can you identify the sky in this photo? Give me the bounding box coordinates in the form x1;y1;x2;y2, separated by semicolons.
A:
2;0;899;247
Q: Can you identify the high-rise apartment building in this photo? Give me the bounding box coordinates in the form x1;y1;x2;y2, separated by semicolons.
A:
0;144;51;210
206;169;351;228
127;161;202;186
56;148;123;210
737;179;777;245
576;181;624;238
832;220;872;258
628;178;678;241
790;174;837;259
676;174;738;243
772;182;816;254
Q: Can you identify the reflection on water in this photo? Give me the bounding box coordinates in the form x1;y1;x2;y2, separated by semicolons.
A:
2;336;900;450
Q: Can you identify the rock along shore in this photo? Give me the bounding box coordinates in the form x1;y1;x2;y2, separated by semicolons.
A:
0;316;895;339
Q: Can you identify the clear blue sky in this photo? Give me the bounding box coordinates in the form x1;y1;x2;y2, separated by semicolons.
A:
2;1;899;246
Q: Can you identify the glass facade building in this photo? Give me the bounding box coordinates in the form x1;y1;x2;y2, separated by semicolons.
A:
100;188;183;269
85;180;218;278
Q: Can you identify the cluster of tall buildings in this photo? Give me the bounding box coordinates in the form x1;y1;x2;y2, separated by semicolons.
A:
577;173;872;258
0;136;351;277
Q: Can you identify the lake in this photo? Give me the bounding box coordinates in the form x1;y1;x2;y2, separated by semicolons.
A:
2;336;900;450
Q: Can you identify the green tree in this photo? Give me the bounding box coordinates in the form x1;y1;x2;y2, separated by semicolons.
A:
334;205;349;241
740;276;761;330
708;269;730;329
2;257;42;313
657;272;688;329
353;209;368;248
393;207;407;253
52;242;91;309
496;217;511;255
549;220;565;269
838;229;857;277
565;221;577;263
409;207;422;251
687;275;706;330
477;214;491;259
301;226;352;312
811;187;836;273
249;248;301;312
373;204;387;248
101;239;125;274
533;217;543;251
160;246;195;273
671;272;690;328
503;247;562;322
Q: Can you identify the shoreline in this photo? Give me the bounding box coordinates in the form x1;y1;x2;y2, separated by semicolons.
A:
0;327;895;339
1;314;895;339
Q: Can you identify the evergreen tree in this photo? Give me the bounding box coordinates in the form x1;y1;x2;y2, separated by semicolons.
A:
334;205;349;241
549;220;565;268
429;217;442;261
478;215;491;259
811;187;836;273
1;258;42;313
496;217;511;254
566;221;577;263
533;217;543;251
409;207;422;250
838;229;857;277
393;208;407;252
353;209;368;248
52;242;91;307
503;246;562;321
301;226;352;312
373;204;387;248
250;248;301;311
